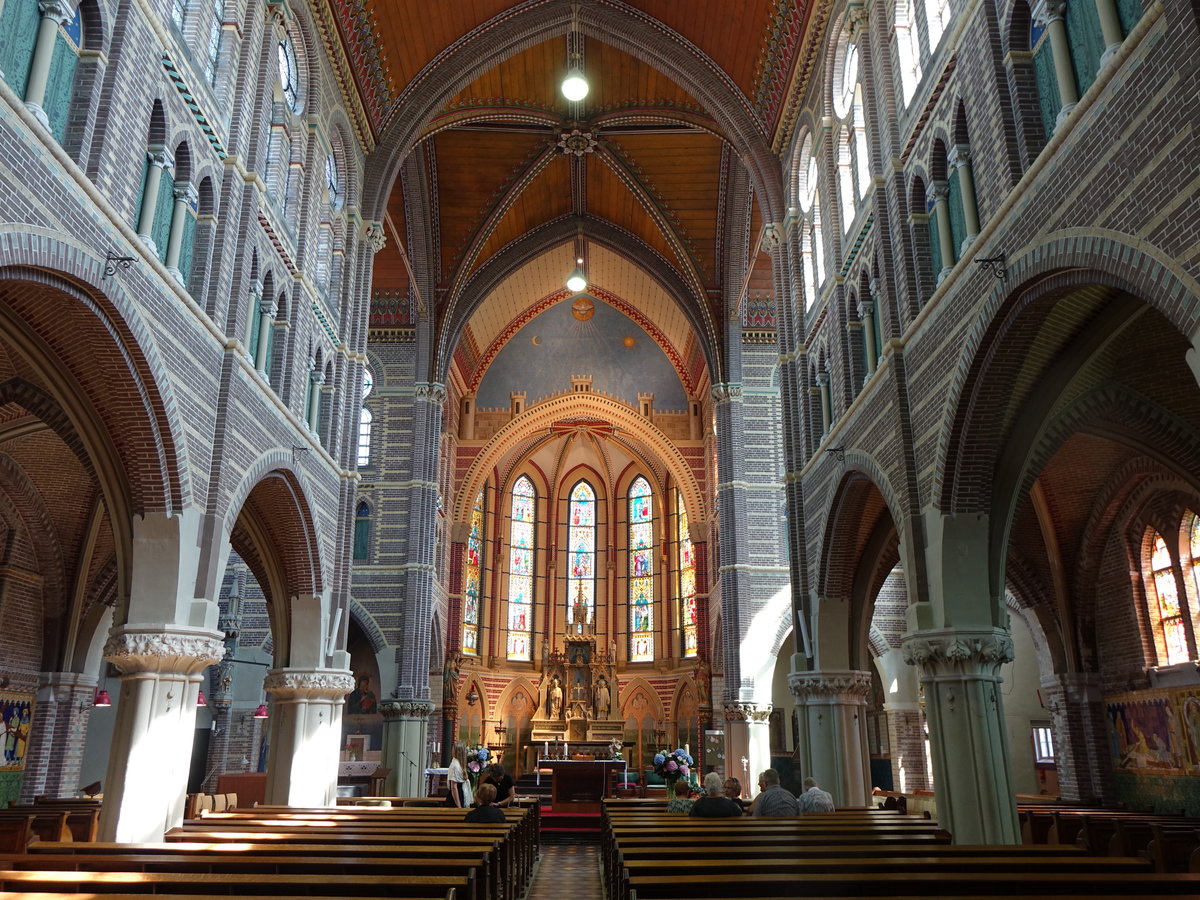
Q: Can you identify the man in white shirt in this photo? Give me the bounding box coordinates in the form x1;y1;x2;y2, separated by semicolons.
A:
798;776;835;813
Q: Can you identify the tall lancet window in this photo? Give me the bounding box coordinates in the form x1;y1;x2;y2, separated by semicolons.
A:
1150;531;1187;665
629;477;655;662
678;493;697;658
463;489;484;656
568;481;596;632
507;477;535;661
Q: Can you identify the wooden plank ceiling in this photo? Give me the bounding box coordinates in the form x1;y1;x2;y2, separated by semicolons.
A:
366;0;788;380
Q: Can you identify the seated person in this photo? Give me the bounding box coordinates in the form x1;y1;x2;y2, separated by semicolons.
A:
689;771;743;817
798;776;835;813
723;776;747;811
751;767;799;817
464;782;506;822
666;778;694;813
481;762;516;807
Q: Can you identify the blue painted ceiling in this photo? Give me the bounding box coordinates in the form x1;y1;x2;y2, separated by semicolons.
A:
476;297;687;411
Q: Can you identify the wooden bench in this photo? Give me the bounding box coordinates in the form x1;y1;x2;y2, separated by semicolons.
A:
0;868;471;897
0;808;99;842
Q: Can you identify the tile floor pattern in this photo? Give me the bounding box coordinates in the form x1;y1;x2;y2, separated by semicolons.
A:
524;843;604;900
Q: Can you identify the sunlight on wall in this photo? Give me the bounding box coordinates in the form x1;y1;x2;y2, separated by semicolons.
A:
740;584;793;699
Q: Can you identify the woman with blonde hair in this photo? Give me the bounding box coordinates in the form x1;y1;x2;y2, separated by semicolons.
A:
445;743;468;808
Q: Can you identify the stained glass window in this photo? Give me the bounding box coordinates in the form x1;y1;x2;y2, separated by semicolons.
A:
1151;532;1188;664
507;477;535;660
629;477;654;662
1190;514;1200;614
567;481;596;632
678;493;697;658
463;489;484;656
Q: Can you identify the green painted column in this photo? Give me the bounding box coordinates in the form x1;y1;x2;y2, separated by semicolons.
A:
136;147;172;254
1093;0;1124;66
1033;0;1080;129
948;145;981;253
789;670;873;808
163;182;197;283
254;298;277;374
22;0;69;128
816;370;831;436
930;181;957;283
307;365;323;434
858;299;877;379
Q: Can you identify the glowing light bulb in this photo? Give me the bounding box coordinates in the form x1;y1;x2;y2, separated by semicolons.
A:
561;68;589;102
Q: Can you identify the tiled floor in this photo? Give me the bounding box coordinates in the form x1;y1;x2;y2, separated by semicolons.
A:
524;843;603;900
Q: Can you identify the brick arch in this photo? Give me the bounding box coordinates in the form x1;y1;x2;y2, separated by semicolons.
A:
438;215;717;388
455;393;704;534
364;0;782;224
0;237;190;516
934;232;1200;518
225;456;326;599
349;598;389;655
816;457;910;669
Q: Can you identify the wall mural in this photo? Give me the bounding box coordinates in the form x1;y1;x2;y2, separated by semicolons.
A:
1105;687;1200;775
0;693;32;771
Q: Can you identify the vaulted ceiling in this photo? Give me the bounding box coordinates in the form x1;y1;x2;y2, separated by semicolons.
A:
356;0;816;388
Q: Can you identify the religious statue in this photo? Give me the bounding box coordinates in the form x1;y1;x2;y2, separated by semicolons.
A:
694;658;711;706
548;676;563;719
443;654;463;708
541;637;550;668
594;675;611;719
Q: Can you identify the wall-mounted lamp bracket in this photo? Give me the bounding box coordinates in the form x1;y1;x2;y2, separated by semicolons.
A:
974;253;1006;280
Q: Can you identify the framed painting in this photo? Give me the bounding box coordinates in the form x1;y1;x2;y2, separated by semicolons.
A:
0;692;34;772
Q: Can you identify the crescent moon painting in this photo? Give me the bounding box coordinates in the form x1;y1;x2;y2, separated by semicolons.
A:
531;335;542;346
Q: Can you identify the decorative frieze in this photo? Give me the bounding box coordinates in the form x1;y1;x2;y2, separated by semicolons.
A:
901;629;1015;677
264;669;356;702
381;699;436;720
788;669;872;701
724;701;772;723
103;627;225;676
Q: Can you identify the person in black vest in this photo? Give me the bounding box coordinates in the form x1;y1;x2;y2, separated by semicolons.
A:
481;762;516;807
464;782;506;823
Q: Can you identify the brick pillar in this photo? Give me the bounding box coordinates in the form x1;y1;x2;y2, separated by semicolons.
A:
1040;672;1115;804
19;672;97;801
884;705;932;792
789;670;873;808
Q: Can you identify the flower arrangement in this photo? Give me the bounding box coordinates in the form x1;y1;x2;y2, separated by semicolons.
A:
653;747;693;784
609;737;623;761
466;744;492;786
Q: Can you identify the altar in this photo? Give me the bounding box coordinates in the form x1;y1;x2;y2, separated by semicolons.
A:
541;759;627;807
531;633;624;745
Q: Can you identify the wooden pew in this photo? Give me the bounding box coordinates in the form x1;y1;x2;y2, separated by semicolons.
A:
624;869;1200;898
0;868;471;897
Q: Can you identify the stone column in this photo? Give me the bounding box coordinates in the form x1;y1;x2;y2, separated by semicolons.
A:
263;668;355;807
858;299;877;379
1040;672;1116;805
789;670;872;808
884;704;932;791
1033;0;1080;129
18;672;97;802
902;628;1020;844
381;699;434;797
98;626;225;842
164;182;198;284
22;0;71;128
254;297;278;374
929;180;956;283
307;366;323;434
135;146;172;253
815;371;832;435
947;145;980;252
724;702;771;795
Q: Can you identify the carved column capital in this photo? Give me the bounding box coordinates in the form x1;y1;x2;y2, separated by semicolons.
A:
103;626;225;676
415;382;447;404
173;182;199;206
1032;0;1067;25
710;383;743;404
381;699;436;720
787;669;872;702
846;3;869;39
723;701;772;724
37;0;73;26
147;145;173;171
362;221;386;253
901;628;1015;678
264;668;355;702
928;180;950;203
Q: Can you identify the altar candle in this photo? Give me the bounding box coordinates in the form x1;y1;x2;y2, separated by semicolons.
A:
564;741;568;756
544;741;548;757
